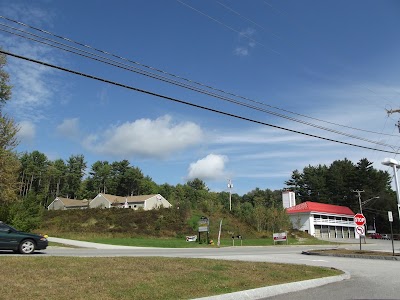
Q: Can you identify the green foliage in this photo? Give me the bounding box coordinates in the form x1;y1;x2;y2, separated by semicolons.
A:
0;52;19;208
285;158;398;232
0;51;12;105
9;193;44;232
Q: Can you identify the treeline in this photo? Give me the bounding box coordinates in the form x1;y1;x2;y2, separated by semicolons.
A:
13;150;290;233
285;158;398;232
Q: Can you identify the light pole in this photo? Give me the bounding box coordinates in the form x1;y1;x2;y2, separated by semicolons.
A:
361;196;379;234
382;158;400;223
227;179;233;211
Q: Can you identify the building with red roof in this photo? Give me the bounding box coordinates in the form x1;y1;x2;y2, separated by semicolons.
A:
283;191;359;239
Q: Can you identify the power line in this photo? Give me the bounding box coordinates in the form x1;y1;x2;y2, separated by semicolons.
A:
1;48;399;155
216;1;281;40
0;15;397;139
2;25;398;150
176;0;281;55
169;6;397;135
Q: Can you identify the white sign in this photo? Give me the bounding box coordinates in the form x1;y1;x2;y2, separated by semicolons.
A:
273;232;287;242
356;225;365;236
388;211;393;223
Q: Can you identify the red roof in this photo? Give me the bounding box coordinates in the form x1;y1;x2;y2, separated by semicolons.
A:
286;201;354;216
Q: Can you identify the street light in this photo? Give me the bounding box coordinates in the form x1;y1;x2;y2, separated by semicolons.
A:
381;158;400;222
361;196;379;234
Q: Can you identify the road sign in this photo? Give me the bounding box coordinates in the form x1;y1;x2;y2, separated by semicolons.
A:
388;211;393;223
354;213;366;226
356;225;365;236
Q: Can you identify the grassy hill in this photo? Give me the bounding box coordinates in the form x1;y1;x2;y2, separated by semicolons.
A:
39;207;260;241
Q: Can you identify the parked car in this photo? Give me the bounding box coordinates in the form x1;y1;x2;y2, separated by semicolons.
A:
370;233;382;239
0;221;48;254
381;234;391;240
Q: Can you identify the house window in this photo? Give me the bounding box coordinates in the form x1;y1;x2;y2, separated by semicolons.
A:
134;205;137;208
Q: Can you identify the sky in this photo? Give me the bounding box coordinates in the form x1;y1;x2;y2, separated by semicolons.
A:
1;0;400;195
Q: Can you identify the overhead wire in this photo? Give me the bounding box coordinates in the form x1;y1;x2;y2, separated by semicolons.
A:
172;4;396;135
1;25;399;149
176;0;281;55
1;48;399;155
0;15;397;138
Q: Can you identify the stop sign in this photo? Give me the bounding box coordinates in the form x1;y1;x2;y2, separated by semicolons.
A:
354;213;366;226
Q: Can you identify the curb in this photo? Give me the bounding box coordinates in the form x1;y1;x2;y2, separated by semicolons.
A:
192;272;350;300
302;250;400;261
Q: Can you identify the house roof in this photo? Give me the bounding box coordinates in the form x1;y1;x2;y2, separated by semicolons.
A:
99;194;159;204
286;201;355;216
57;197;89;207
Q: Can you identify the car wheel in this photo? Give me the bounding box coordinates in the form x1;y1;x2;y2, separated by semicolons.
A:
19;239;36;254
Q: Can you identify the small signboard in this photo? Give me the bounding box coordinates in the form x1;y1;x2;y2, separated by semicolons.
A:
354;213;366;226
198;216;209;233
356;225;365;236
388;211;393;223
273;232;288;244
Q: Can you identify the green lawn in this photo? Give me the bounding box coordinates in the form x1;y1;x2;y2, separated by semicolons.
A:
0;256;342;300
53;234;335;248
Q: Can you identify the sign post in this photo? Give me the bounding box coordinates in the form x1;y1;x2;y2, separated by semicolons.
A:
388;211;395;256
198;216;209;244
273;232;288;245
354;213;366;251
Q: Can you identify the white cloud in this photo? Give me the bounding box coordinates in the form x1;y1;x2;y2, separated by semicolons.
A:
57;118;80;139
234;27;256;56
0;4;63;121
239;28;255;37
16;120;36;142
187;154;228;180
234;47;249;56
83;115;204;158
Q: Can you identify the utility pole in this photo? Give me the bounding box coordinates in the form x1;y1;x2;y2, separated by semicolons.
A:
352;190;365;214
353;190;366;243
386;109;400;132
227;179;233;211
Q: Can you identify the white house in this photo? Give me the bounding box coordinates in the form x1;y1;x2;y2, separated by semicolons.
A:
47;197;90;210
283;191;358;239
89;193;172;210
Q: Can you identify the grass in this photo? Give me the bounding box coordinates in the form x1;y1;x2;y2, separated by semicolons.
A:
48;232;334;248
0;256;342;300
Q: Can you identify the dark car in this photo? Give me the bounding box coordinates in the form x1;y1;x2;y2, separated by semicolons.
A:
0;221;48;254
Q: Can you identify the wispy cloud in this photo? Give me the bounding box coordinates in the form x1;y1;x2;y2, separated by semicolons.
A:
0;3;63;121
234;27;256;56
16;120;36;143
56;118;80;140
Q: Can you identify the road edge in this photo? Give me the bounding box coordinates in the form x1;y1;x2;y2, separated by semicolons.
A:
192;271;350;300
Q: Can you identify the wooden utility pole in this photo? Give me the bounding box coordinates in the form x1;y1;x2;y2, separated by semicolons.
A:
386;109;400;132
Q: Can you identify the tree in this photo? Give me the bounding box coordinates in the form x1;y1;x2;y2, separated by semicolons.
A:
88;161;112;194
0;51;20;219
0;51;12;106
64;154;86;199
19;151;49;196
186;178;208;191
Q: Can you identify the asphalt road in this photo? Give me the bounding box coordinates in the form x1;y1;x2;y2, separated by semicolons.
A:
5;238;400;299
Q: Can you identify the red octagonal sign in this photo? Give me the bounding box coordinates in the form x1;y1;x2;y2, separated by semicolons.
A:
354;213;366;226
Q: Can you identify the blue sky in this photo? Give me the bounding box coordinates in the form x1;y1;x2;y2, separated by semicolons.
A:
1;0;400;195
